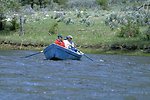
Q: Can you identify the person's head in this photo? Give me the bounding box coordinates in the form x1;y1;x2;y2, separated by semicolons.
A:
58;34;63;41
66;35;73;41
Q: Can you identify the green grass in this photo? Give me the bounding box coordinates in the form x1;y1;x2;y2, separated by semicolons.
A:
0;14;112;45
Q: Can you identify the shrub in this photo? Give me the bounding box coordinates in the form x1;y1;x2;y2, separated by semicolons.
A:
53;0;68;5
10;16;19;31
117;20;140;38
48;22;58;35
76;11;82;18
143;26;150;40
96;0;108;10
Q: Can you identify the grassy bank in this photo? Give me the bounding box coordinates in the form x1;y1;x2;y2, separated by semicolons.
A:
0;10;150;56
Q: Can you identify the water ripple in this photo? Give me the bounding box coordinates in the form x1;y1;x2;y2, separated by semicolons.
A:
0;50;150;100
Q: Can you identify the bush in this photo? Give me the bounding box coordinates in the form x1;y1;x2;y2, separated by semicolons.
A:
10;16;19;31
117;20;140;38
48;22;58;35
96;0;108;10
143;26;150;40
53;0;68;5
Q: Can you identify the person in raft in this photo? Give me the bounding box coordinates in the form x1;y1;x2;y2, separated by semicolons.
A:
63;35;78;52
54;35;65;47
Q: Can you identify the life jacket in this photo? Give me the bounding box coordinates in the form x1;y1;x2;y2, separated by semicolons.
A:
55;39;65;47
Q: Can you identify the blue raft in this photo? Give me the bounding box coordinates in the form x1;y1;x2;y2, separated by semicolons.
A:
43;43;83;60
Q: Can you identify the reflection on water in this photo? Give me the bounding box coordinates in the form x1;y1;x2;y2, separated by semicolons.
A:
0;50;150;100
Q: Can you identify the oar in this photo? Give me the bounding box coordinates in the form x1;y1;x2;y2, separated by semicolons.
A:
79;50;94;61
23;50;43;58
83;54;94;61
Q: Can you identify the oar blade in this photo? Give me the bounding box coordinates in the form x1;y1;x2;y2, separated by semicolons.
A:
84;54;94;61
22;50;43;58
24;52;41;58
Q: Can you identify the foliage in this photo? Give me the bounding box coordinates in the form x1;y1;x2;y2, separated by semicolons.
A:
67;0;97;8
48;22;59;35
0;0;21;31
143;26;150;40
19;0;68;9
53;0;68;5
117;20;140;38
10;16;19;31
96;0;108;10
20;0;50;8
0;0;21;12
105;9;150;30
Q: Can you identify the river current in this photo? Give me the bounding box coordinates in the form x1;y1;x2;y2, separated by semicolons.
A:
0;50;150;100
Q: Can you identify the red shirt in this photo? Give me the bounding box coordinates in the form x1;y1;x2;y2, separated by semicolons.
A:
55;39;65;47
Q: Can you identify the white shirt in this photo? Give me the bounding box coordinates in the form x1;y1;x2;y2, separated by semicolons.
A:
64;40;75;49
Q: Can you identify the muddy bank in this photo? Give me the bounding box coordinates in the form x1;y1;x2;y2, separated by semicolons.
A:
0;41;150;53
0;41;46;50
81;43;150;53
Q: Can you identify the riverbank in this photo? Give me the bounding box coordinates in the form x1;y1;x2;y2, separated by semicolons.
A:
1;40;150;56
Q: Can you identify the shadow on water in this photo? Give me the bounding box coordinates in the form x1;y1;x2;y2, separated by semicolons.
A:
0;50;150;100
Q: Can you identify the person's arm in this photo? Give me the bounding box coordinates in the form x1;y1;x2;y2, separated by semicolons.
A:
61;41;65;47
70;41;76;47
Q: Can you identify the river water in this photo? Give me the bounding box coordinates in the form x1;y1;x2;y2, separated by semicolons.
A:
0;50;150;100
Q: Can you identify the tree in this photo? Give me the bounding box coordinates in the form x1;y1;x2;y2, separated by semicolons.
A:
0;0;21;30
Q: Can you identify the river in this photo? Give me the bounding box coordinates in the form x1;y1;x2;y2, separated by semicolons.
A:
0;50;150;100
